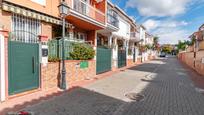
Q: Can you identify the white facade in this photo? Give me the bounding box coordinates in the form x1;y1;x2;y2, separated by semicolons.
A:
146;35;154;46
0;32;5;102
139;26;146;45
112;11;131;68
113;16;130;39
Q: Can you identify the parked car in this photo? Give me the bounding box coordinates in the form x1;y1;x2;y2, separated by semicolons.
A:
160;52;166;57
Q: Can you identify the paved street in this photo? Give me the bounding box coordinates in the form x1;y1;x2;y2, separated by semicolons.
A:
22;57;204;115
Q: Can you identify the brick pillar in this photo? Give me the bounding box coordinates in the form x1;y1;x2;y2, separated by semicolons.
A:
0;29;9;102
38;35;49;91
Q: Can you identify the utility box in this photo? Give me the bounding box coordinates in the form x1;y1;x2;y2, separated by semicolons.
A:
40;45;48;66
39;35;49;66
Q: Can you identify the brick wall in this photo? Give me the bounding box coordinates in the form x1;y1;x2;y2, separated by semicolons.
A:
178;51;204;76
195;51;204;75
41;60;96;91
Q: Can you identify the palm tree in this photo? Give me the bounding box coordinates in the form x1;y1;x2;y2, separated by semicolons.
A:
153;36;159;50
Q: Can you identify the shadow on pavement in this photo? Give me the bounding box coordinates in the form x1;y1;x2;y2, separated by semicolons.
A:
1;87;126;115
2;57;204;115
127;58;167;73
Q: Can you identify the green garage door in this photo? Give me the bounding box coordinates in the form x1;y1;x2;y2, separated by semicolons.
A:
96;47;112;74
8;41;39;95
118;50;127;68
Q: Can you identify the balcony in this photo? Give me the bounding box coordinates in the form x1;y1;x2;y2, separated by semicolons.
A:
130;32;140;42
66;0;105;25
107;13;119;28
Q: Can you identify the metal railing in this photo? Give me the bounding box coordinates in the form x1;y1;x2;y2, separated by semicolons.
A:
73;0;105;24
48;37;93;60
107;13;119;28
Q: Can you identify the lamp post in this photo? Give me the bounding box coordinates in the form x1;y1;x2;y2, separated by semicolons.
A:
58;1;69;90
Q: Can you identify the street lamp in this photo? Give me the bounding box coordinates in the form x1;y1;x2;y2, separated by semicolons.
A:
58;1;70;90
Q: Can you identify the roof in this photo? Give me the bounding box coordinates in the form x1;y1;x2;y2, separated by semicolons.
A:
107;1;137;27
140;25;146;30
189;31;204;41
199;24;204;31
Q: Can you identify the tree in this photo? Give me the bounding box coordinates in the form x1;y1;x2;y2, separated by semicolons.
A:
153;36;160;51
161;44;173;54
176;38;195;52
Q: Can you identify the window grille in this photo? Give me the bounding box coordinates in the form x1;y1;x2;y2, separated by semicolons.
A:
11;13;41;43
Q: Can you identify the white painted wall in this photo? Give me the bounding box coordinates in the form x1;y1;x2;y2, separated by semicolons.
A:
146;36;154;46
0;34;5;102
139;27;146;45
113;16;130;39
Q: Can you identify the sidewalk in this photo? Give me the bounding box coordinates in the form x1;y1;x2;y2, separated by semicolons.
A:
14;58;204;115
0;61;143;115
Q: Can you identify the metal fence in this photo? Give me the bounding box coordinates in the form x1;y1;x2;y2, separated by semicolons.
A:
48;37;93;60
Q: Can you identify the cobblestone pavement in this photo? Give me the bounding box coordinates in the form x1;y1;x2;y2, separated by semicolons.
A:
22;57;204;115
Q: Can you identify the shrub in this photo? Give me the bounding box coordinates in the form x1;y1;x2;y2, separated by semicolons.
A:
48;56;60;62
69;43;95;60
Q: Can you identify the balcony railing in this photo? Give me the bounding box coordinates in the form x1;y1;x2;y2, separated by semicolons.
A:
107;13;119;28
70;0;105;24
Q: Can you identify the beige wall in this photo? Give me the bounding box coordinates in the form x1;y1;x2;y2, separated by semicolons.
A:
178;51;204;76
0;10;11;31
4;0;60;18
0;10;53;38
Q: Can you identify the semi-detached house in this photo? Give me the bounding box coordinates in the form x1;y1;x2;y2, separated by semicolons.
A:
0;0;154;103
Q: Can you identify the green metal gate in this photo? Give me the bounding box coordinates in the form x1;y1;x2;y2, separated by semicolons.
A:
118;49;127;68
96;47;112;74
8;32;40;95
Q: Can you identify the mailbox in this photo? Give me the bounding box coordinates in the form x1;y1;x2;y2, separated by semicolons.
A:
42;48;48;57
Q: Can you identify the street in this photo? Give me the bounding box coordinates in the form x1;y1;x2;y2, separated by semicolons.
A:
22;57;204;115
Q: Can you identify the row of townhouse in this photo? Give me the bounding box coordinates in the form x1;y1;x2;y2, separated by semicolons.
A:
0;0;155;103
178;24;204;76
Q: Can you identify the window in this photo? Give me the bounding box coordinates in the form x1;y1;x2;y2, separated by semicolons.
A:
31;0;46;6
77;33;87;41
12;14;41;43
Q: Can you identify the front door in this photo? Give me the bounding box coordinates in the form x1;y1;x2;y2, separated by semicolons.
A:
8;41;39;95
133;48;136;62
118;49;127;68
96;47;112;74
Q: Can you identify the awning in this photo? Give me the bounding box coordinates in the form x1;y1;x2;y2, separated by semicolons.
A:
1;2;74;28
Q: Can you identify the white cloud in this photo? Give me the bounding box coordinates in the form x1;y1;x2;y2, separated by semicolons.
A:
143;19;190;44
143;19;188;31
143;19;160;30
155;28;189;44
126;0;191;17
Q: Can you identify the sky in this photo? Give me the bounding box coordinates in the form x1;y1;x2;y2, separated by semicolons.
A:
110;0;204;44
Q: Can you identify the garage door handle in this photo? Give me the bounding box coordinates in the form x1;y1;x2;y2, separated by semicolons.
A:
32;57;35;74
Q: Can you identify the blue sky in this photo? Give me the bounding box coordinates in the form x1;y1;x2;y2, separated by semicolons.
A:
110;0;204;44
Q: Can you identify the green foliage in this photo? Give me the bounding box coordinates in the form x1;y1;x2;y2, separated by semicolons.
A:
162;44;173;54
145;44;152;50
139;45;146;52
176;37;196;51
128;49;132;55
153;36;160;51
48;56;60;62
69;43;95;60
